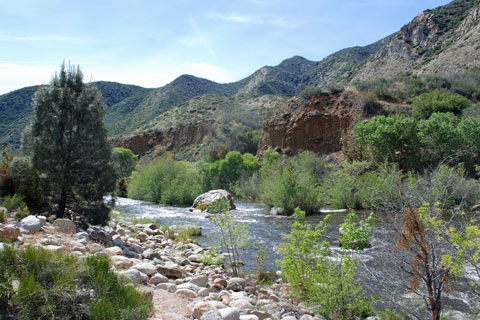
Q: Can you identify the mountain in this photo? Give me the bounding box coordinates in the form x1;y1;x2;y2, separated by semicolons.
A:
1;0;479;154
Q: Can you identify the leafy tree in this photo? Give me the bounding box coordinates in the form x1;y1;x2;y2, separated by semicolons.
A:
28;63;116;225
411;89;469;119
353;115;419;169
112;147;138;178
417;112;462;166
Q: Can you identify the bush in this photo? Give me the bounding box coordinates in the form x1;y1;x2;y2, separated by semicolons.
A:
353;115;419;169
360;92;384;116
0;246;152;319
339;212;376;250
299;86;324;99
411;89;469;119
128;157;204;205
204;151;260;193
259;151;325;214
277;208;374;318
2;193;26;212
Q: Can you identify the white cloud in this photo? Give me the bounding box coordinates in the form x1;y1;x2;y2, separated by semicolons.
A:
208;12;300;29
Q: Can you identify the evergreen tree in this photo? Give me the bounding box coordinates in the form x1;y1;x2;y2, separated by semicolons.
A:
28;63;116;225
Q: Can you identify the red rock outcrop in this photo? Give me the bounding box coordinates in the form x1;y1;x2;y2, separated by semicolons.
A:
257;90;361;157
111;120;217;156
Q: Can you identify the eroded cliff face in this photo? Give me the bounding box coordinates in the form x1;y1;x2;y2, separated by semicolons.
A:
111;120;217;156
257;90;361;157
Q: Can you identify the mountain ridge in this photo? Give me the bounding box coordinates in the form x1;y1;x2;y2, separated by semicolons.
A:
1;0;480;152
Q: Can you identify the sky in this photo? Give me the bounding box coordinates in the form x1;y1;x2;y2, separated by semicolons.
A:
0;0;452;94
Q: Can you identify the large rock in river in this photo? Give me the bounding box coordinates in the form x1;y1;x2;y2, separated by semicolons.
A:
193;189;236;210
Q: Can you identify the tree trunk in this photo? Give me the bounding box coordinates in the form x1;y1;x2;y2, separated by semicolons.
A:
57;188;66;219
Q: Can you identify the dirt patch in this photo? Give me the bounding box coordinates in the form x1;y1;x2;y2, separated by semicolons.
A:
152;289;192;319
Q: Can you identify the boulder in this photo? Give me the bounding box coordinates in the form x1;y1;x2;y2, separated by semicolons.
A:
111;255;134;269
192;190;236;210
157;262;184;279
43;245;64;254
132;262;157;276
200;310;222;320
219;308;240;320
0;224;20;241
229;298;253;310
18;215;42;233
105;246;123;256
192;301;215;319
190;274;209;287
175;288;197;299
118;269;148;283
53;219;76;233
87;226;111;243
150;273;169;284
269;207;285;215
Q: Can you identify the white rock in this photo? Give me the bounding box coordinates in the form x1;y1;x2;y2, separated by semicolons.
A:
18;215;42;233
150;273;169;284
219;307;240;320
229;298;253;310
200;310;222;320
118;269;147;283
132;262;157;276
43;245;64;254
175;288;197;299
198;287;209;297
105;246;123;256
192;301;215;319
53;219;76;233
240;316;258;320
190;274;208;287
111;255;134;269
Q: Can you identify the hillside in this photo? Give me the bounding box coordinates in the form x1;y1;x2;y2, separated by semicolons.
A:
1;0;479;155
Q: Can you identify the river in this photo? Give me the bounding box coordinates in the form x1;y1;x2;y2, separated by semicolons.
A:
114;197;478;317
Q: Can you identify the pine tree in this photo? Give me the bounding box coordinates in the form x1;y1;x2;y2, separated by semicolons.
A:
28;63;116;225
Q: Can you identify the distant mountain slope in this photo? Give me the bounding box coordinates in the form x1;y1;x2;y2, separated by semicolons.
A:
1;0;479;152
0;86;39;149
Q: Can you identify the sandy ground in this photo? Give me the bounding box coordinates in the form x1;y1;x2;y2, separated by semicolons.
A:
152;289;192;319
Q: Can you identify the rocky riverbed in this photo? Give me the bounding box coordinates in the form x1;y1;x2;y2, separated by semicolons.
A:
0;210;328;320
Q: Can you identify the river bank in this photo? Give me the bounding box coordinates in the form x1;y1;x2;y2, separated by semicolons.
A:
0;209;324;320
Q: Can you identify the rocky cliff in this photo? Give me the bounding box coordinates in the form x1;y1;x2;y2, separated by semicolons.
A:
111;120;217;156
257;90;361;157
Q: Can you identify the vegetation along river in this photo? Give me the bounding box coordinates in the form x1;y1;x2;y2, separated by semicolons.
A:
114;197;479;316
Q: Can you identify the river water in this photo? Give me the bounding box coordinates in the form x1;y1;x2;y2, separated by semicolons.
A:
114;197;478;317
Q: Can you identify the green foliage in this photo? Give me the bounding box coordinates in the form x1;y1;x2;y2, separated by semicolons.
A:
258;150;325;215
299;86;324;99
360;92;384;116
128;157;203;205
339;212;376;250
2;193;26;212
9;157;45;212
411;89;469;119
112;147;138;178
28;63;116;224
0;207;6;223
199;248;224;266
208;199;250;276
277;208;373;318
254;247;276;285
353;115;419;169
204;151;260;193
0;246;152;319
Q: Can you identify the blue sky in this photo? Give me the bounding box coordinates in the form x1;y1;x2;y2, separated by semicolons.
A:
0;0;451;94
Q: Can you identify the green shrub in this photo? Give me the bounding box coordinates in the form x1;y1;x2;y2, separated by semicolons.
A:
277;208;374;318
411;89;469;119
0;246;152;319
0;207;6;222
128;157;203;205
259;151;325;214
299;86;324;99
339;212;376;250
2;194;26;212
353;115;419;169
